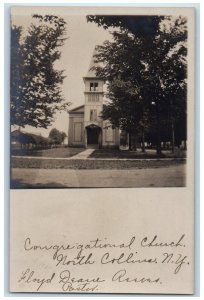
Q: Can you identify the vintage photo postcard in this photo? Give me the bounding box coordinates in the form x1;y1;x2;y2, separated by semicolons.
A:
10;6;195;294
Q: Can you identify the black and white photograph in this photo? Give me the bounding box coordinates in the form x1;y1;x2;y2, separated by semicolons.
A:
10;7;188;188
8;5;196;295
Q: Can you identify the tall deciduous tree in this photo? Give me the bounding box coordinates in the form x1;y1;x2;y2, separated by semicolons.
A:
141;17;187;153
92;30;149;151
87;15;187;154
11;15;70;129
10;26;25;127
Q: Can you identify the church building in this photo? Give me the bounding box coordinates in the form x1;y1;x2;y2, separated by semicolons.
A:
68;49;120;149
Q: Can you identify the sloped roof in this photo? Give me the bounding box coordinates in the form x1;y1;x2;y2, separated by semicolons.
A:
69;105;84;114
11;130;49;144
84;47;101;78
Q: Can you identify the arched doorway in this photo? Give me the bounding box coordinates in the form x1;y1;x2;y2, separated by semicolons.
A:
86;124;102;148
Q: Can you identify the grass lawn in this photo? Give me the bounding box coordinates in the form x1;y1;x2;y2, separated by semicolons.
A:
12;147;85;158
11;157;186;170
89;148;186;159
11;147;186;169
12;147;186;159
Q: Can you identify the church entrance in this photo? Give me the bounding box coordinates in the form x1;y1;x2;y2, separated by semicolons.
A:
86;125;101;148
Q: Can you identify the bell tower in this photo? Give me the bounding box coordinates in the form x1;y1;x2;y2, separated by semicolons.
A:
68;48;120;149
83;48;105;148
83;48;105;127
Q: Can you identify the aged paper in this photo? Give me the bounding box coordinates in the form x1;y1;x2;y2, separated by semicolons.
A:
10;6;195;294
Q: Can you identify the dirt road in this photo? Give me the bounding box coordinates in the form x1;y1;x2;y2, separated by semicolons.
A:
11;164;186;188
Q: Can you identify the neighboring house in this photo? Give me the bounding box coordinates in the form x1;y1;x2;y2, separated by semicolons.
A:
11;129;49;150
68;49;120;149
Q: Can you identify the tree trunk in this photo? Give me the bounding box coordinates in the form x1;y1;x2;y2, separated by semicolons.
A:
133;132;137;151
163;141;166;150
129;133;132;151
156;105;162;155
141;128;145;153
156;137;161;155
171;121;175;153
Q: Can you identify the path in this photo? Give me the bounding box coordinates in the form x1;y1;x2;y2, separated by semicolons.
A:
69;149;95;159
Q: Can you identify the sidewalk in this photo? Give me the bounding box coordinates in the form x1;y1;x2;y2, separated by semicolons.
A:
69;149;95;159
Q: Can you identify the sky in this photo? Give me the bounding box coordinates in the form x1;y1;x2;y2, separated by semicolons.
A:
10;6;190;138
11;6;112;137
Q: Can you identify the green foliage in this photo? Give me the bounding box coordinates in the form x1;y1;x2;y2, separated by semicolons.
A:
10;26;26;127
60;131;67;144
87;15;163;39
88;15;187;152
49;128;66;145
10;15;70;128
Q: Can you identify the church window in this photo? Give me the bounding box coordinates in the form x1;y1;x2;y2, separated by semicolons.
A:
90;109;97;121
90;82;98;91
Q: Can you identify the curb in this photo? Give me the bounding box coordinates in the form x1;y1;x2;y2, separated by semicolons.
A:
12;156;186;162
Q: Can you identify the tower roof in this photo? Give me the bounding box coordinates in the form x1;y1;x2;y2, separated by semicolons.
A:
85;47;101;78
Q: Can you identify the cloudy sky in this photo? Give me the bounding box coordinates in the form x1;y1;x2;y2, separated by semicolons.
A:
11;6;112;137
